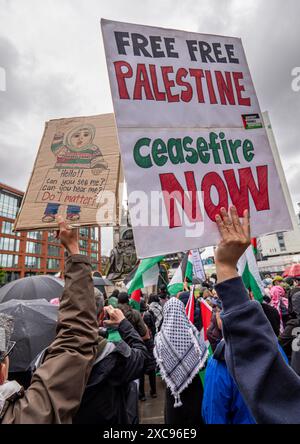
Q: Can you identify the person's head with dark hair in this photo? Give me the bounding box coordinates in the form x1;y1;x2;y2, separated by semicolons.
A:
178;291;190;307
158;284;167;294
140;299;147;313
94;288;105;322
295;278;300;286
111;289;120;299
210;273;217;284
285;277;295;288
263;295;271;304
148;294;160;304
158;285;167;299
118;292;129;304
202;282;213;290
292;292;300;320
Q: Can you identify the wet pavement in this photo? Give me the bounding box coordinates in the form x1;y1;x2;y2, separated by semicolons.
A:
139;376;165;424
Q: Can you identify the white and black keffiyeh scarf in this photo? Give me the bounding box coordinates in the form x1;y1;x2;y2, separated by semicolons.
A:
149;302;163;333
154;298;208;408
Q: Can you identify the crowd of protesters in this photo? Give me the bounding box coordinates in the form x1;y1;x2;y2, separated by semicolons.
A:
1;208;300;424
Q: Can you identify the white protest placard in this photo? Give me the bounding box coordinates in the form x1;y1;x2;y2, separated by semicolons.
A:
101;19;292;258
192;249;206;281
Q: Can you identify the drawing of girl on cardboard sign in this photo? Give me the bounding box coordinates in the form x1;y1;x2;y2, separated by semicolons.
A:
51;124;108;175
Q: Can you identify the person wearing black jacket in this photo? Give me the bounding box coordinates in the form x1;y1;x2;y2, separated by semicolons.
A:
139;299;157;401
140;299;156;339
73;305;149;424
278;291;300;376
214;206;300;424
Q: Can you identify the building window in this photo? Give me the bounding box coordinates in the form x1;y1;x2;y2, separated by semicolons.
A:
47;258;60;270
91;252;98;261
90;227;99;241
277;232;287;252
3;272;20;283
48;245;60;257
48;232;60;243
0;192;21;219
27;231;42;240
26;242;42;255
0;237;20;252
0;254;19;268
79;227;89;238
91;242;98;252
1;221;20;236
79;239;88;250
25;256;41;269
80;250;87;256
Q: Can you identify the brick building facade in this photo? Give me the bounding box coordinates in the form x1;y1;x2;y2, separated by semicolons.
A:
0;183;102;283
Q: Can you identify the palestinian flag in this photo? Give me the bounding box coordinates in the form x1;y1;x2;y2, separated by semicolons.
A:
184;292;213;387
251;238;258;256
185;287;195;324
125;255;165;296
198;298;213;386
238;245;264;303
200;298;213;341
129;289;142;311
168;251;193;296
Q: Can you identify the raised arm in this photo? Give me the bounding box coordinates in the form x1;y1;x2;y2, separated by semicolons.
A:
3;218;99;424
214;207;300;424
103;306;148;383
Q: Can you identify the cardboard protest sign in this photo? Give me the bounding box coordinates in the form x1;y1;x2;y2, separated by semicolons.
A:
15;113;121;231
101;19;293;258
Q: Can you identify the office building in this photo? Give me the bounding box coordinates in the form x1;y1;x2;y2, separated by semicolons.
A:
0;182;102;283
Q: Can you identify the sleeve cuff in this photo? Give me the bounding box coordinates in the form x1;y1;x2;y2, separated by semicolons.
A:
118;318;133;334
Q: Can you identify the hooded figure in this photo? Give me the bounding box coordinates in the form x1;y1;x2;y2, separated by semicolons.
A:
290;292;300;376
154;298;208;425
270;286;288;333
279;290;300;362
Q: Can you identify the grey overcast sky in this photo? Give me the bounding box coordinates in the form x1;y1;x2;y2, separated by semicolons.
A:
0;0;300;255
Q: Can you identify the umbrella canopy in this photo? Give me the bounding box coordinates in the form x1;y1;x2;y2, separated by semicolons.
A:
93;277;114;287
283;264;300;278
0;275;64;304
0;299;58;372
93;276;114;299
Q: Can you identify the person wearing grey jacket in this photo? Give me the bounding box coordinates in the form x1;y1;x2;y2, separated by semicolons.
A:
213;206;300;424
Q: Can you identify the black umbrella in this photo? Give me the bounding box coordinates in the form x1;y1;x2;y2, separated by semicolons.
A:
0;275;64;303
93;277;114;287
0;299;58;372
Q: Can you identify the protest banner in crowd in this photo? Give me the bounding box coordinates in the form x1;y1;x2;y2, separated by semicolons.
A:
14;114;121;231
192;249;206;281
102;19;292;258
